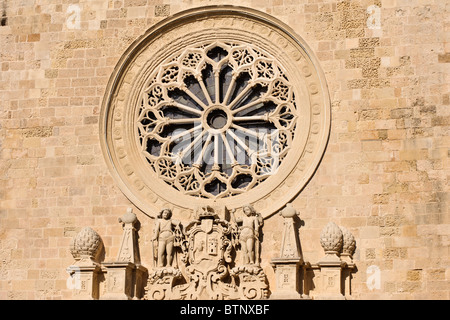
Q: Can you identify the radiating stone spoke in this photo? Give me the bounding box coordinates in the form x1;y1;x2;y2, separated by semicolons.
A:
167;117;202;125
213;133;220;169
171;124;202;142
231;123;265;140
223;77;236;105
228;83;253;110
214;70;221;104
194;132;213;165
172;101;203;116
233;115;268;122
196;75;214;106
180;129;205;160
227;129;257;163
231;98;266;115
181;85;208;110
222;132;238;166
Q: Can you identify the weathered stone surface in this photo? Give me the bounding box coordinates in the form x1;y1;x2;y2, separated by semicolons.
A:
0;0;448;300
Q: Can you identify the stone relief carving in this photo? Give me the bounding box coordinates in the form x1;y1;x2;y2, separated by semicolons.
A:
67;207;357;300
79;6;358;301
69;226;103;266
145;205;268;300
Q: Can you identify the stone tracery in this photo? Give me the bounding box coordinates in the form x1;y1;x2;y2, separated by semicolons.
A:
137;42;298;199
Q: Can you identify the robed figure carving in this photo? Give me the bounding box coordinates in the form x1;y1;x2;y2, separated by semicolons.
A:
232;204;264;266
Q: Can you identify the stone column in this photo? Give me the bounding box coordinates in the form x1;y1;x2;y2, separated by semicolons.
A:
270;203;304;299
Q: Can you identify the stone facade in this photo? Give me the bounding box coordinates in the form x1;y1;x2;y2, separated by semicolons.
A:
0;0;449;300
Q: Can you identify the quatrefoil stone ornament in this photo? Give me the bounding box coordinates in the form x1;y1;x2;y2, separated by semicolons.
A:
100;6;331;219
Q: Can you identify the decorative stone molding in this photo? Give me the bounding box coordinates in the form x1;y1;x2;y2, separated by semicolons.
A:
145;267;183;300
230;265;269;300
99;6;331;220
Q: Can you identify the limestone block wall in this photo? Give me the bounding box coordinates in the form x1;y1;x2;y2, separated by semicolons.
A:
0;0;448;299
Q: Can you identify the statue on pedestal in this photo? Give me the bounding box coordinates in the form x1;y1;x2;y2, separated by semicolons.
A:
152;208;183;268
232;204;264;266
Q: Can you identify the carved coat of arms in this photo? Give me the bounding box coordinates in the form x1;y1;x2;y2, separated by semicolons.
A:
145;205;269;300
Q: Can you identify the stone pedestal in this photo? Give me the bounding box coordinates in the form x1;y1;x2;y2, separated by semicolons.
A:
66;264;101;300
100;209;149;300
314;260;346;300
340;253;355;298
314;222;347;300
101;262;136;300
270;258;303;299
340;227;356;298
67;226;103;300
135;264;148;300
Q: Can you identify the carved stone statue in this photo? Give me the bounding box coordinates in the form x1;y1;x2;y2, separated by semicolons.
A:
152;208;182;268
232;204;264;266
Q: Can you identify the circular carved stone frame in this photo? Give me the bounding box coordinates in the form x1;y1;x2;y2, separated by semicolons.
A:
100;6;331;219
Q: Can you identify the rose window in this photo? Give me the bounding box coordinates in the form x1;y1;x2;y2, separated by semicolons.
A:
136;42;297;199
101;7;330;218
